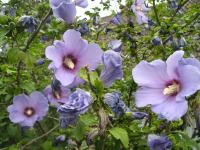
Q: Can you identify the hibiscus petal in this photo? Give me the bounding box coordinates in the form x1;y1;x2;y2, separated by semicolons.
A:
45;46;63;68
75;0;88;8
166;50;184;79
63;29;88;55
132;60;168;88
8;111;25;123
79;43;103;71
55;67;76;86
152;98;188;121
181;57;200;70
12;94;29;110
51;1;76;24
20;115;38;127
135;87;167;107
177;65;200;98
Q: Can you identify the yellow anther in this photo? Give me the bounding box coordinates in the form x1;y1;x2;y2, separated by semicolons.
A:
64;57;75;69
136;5;142;11
54;91;61;99
163;82;180;95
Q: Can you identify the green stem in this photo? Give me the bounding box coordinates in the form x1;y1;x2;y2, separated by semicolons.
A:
152;0;161;26
20;124;59;150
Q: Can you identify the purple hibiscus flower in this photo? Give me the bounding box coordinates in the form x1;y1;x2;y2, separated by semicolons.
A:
148;134;172;150
7;91;48;127
45;29;103;86
50;0;88;24
131;0;150;25
57;88;92;127
100;50;123;87
132;50;200;121
44;85;71;107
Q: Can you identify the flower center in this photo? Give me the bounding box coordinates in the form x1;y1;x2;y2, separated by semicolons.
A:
24;107;35;117
163;81;180;96
53;91;61;99
63;55;76;70
136;5;142;11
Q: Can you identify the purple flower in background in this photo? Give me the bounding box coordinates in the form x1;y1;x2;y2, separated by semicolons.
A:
152;36;162;46
45;29;103;86
148;134;172;150
131;0;150;25
35;58;45;65
18;15;38;33
100;50;123;87
44;85;71;107
54;135;66;146
108;40;122;52
110;12;121;25
7;92;48;127
50;0;88;24
133;50;200;121
57;88;92;127
132;111;149;119
77;22;89;35
104;92;129;117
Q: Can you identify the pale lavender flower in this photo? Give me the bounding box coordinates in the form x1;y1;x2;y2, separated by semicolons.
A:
43;85;71;107
7;92;48;127
108;40;122;52
50;0;88;24
131;0;150;25
57;88;92;127
133;50;200;121
148;134;172;150
45;29;103;86
100;50;123;87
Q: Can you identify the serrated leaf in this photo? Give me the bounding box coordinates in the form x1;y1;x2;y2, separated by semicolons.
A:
109;127;129;148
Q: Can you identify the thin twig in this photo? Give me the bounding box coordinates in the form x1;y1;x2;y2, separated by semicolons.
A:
152;0;160;26
20;124;59;150
23;9;52;52
171;0;190;21
16;60;22;86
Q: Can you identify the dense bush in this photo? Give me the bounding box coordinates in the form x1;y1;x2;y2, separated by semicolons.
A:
0;0;200;149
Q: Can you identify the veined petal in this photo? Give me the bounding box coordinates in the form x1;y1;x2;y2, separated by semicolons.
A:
152;98;188;121
132;60;168;88
63;29;88;55
55;67;76;86
166;50;184;79
79;43;103;71
45;46;63;68
135;87;167;107
177;65;200;99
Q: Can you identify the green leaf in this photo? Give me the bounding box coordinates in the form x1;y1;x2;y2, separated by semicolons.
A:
109;127;129;148
7;48;25;63
79;114;97;126
170;131;200;150
72;120;87;142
